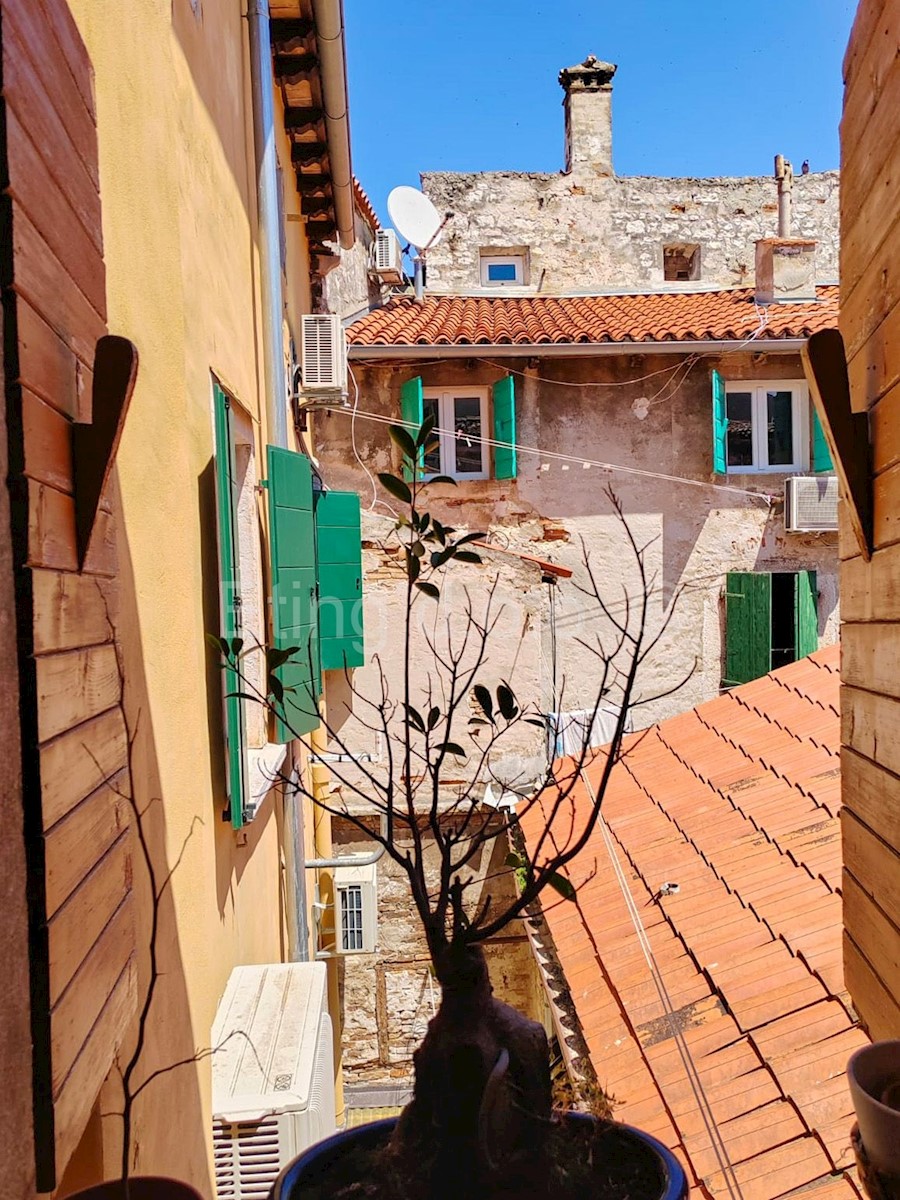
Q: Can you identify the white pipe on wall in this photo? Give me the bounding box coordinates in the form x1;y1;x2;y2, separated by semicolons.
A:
312;0;355;251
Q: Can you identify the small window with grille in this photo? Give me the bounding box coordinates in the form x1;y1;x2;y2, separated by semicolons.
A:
340;884;364;952
333;863;377;954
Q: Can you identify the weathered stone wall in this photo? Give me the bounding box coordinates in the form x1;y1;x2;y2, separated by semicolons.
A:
324;207;382;319
316;351;840;779
331;819;544;1089
421;170;839;293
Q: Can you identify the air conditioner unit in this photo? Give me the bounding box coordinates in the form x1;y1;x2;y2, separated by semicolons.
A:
373;229;404;283
212;963;335;1198
332;861;377;954
784;475;839;532
300;314;347;394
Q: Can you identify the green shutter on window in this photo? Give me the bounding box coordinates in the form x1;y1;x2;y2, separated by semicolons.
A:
794;570;818;659
267;445;321;742
315;490;364;671
712;370;728;474
724;571;772;687
400;376;424;481
812;409;834;472
213;383;248;828
492;374;517;481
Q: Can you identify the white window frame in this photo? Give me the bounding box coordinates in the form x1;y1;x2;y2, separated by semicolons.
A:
724;380;809;474
480;255;525;287
422;388;490;480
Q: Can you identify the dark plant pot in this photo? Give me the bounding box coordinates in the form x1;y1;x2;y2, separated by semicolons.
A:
63;1178;203;1200
848;1040;900;1178
269;1113;689;1200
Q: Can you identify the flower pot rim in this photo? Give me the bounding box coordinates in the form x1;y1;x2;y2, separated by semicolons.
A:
61;1176;203;1200
848;1041;900;1120
271;1111;688;1200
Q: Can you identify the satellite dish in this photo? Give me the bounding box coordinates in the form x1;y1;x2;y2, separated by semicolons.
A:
387;186;444;252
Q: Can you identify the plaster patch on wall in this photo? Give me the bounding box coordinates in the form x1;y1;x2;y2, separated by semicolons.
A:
632;396;650;420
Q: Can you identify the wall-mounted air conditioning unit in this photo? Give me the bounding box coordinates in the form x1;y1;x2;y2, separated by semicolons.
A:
373;229;404;283
300;314;347;394
332;861;377;954
212;963;335;1198
784;475;839;532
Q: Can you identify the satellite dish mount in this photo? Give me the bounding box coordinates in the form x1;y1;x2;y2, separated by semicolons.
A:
387;186;452;301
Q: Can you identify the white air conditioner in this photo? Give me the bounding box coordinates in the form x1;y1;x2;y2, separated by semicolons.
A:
300;314;347;394
212;963;335;1199
373;229;404;283
332;861;377;954
784;475;839;532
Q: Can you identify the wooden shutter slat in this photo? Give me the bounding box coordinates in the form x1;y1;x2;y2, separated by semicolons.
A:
268;445;321;741
712;369;728;473
316;490;364;670
724;571;771;686
794;570;819;659
400;376;423;480
492;374;517;481
213;384;248;828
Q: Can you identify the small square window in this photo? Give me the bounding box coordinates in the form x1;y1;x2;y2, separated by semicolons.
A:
663;243;701;282
480;253;526;287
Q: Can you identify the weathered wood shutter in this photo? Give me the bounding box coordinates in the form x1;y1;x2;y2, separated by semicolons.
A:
712;369;728;473
794;570;819;659
724;572;771;686
400;375;424;480
213;384;248;827
812;409;834;472
267;445;321;741
492;374;517;480
315;490;364;670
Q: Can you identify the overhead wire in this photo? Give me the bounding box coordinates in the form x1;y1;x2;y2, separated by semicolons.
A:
579;768;746;1200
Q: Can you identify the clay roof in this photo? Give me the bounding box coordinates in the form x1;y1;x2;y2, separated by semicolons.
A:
346;286;839;349
352;176;380;232
521;646;868;1200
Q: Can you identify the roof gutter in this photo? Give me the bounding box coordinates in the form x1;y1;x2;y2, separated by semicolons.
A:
312;0;354;250
347;338;808;361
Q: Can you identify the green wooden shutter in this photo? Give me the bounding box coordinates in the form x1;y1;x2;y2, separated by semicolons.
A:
213;383;247;828
712;370;728;474
794;570;818;659
400;376;424;480
724;571;772;687
315;490;364;670
267;445;321;742
492;374;517;480
812;409;833;472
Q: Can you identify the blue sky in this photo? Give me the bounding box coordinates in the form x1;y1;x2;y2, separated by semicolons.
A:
344;0;857;225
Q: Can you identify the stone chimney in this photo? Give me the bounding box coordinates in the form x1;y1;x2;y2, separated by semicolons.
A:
754;238;818;304
558;54;617;177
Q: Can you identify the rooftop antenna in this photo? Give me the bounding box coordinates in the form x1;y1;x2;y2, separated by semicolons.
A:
387;185;451;302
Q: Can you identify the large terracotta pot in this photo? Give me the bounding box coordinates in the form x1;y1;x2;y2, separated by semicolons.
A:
269;1113;689;1200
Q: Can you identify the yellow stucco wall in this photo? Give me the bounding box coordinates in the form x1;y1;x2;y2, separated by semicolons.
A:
63;0;314;1189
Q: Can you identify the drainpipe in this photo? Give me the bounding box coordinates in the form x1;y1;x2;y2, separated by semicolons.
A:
247;0;289;448
311;0;355;250
310;721;346;1126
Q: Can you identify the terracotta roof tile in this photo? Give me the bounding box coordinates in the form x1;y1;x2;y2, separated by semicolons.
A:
521;645;865;1198
347;286;839;349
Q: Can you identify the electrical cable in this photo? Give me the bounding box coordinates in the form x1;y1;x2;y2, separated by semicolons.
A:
320;403;777;505
347;363;400;518
579;768;746;1200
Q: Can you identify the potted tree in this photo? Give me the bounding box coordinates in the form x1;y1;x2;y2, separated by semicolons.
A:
222;418;689;1200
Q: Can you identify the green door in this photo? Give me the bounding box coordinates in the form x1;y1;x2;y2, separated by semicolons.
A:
723;572;772;687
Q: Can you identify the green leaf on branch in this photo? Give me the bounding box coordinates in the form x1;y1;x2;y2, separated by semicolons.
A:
404;704;426;733
226;691;261;702
416;415;436;447
267;646;300;671
473;685;494;721
436;742;467;758
456;531;488;546
416;581;440;599
427;706;441;731
547;872;576;901
378;473;412;504
428;475;457;486
406;551;421;581
389;424;418;460
454;550;482;564
497;683;518;720
505;851;525;869
269;676;284;704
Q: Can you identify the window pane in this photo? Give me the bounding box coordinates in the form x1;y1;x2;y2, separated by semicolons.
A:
422;397;441;473
487;262;518;282
453;397;483;474
340;884;363;951
766;391;794;466
726;392;753;467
